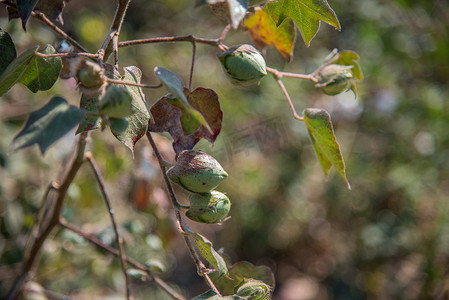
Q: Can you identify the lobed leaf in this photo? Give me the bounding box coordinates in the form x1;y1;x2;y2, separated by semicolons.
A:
9;96;85;154
0;44;62;96
244;7;296;61
148;87;223;153
186;231;228;277
0;28;17;76
110;66;151;154
267;0;340;47
303;108;350;189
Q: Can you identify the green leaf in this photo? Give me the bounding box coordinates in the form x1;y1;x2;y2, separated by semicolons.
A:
210;261;275;295
17;0;39;30
267;0;340;47
243;7;296;62
9;96;85;154
0;44;62;96
186;231;228;277
303;108;351;189
0;28;17;76
110;66;151;153
154;66;212;134
99;85;133;118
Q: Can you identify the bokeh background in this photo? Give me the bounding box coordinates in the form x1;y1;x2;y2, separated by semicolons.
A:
1;0;448;299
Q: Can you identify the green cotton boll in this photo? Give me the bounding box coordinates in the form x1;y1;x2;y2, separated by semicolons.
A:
186;191;231;224
234;278;272;300
99;85;134;118
316;64;353;95
167;150;228;193
218;44;267;86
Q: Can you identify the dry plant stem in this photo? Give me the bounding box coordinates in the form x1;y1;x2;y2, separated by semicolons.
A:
5;132;88;300
146;132;222;296
35;52;98;59
32;12;90;53
273;75;304;121
98;0;132;66
58;220;185;300
85;153;132;300
106;78;162;89
266;66;317;82
119;35;220;48
189;40;196;90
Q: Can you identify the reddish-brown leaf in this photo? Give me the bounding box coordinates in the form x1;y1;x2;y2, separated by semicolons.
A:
149;87;222;153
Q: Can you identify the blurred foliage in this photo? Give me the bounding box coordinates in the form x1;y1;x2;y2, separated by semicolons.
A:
1;0;449;299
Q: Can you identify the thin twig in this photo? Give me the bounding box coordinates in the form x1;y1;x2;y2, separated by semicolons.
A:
189;40;196;91
5;133;88;300
266;66;317;82
118;35;219;48
106;78;162;89
35;52;99;59
85;152;132;300
146;132;222;296
98;0;132;67
272;75;304;121
32;11;89;53
58;220;185;300
0;1;89;53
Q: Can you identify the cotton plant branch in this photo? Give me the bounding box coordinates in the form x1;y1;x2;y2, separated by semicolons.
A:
0;1;89;53
85;152;133;300
5;132;89;300
146;132;222;296
98;0;133;67
58;221;185;300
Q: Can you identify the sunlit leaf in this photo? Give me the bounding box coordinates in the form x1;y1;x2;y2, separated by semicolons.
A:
110;66;151;153
303;108;350;189
9;96;85;154
154;66;212;133
244;7;296;61
149;87;223;153
0;28;17;75
186;230;228;277
0;44;61;96
17;0;38;30
267;0;340;47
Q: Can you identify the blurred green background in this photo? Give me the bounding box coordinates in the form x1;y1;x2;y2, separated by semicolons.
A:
1;0;449;299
